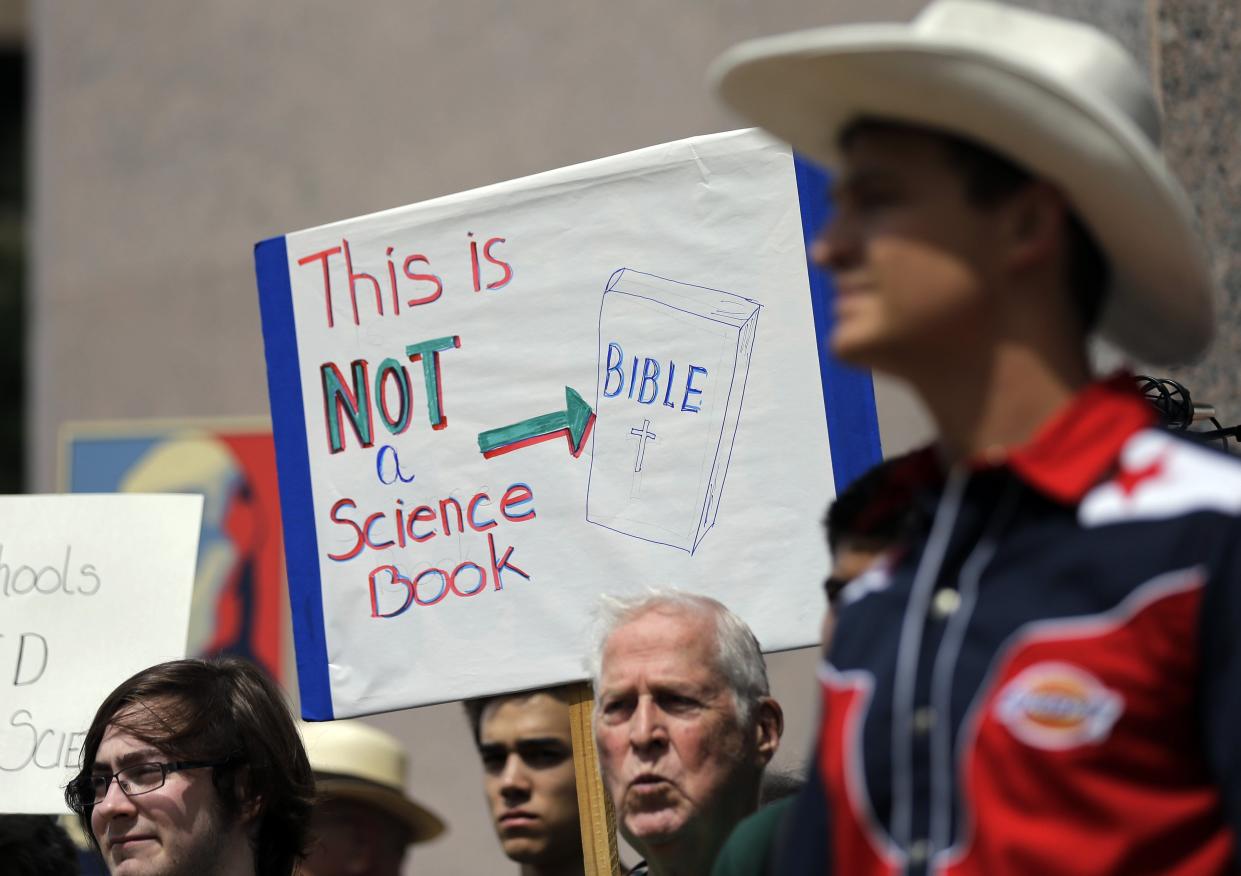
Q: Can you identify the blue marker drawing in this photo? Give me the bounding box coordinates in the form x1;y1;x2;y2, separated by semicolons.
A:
629;419;657;472
586;268;761;555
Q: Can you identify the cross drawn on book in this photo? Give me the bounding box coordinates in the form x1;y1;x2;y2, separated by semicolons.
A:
629;419;656;473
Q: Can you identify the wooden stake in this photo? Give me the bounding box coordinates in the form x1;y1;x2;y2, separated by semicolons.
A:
567;681;621;876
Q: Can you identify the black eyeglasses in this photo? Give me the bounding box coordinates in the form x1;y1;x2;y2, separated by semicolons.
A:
65;760;229;812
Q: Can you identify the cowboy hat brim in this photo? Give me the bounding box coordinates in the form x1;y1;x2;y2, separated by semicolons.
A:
315;773;446;845
710;19;1214;365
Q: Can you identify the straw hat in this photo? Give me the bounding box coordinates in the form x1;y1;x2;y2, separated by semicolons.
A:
299;720;445;845
710;0;1213;365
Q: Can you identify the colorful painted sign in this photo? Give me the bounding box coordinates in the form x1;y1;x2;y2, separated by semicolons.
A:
60;421;288;682
256;129;881;718
0;494;201;813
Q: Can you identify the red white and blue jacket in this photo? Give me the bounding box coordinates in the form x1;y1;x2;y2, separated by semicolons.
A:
780;377;1241;875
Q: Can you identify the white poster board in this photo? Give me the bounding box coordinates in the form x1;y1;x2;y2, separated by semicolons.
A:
256;129;881;719
0;494;202;813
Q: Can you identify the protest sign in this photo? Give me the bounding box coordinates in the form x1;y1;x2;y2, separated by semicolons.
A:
256;129;881;719
0;494;201;814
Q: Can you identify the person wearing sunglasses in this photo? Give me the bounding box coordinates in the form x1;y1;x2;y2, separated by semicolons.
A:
65;657;315;876
820;453;925;652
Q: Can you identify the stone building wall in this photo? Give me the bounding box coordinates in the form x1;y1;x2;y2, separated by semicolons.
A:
999;0;1241;434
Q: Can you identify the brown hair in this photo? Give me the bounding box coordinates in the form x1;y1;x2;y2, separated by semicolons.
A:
463;684;578;748
69;657;314;876
840;117;1110;333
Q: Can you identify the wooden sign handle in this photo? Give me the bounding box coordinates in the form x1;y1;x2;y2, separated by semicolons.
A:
567;682;622;876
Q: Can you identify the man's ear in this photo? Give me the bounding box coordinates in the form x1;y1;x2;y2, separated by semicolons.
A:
232;767;263;825
752;697;784;766
241;795;263;824
1002;181;1070;274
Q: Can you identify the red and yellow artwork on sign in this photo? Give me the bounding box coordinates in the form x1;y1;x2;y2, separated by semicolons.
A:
60;420;288;682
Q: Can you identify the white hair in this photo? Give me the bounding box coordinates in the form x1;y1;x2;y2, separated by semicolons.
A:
590;590;769;726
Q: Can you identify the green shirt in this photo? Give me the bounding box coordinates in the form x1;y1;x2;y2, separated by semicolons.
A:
710;797;794;876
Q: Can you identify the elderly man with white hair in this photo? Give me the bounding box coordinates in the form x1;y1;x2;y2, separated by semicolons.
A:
592;592;783;876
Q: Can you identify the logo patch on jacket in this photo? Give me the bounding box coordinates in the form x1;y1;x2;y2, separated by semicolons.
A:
995;662;1123;750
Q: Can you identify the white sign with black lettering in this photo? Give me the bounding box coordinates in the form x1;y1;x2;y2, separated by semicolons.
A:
0;494;201;813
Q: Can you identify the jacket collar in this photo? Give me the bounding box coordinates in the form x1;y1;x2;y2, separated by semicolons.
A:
883;374;1155;506
988;373;1155;504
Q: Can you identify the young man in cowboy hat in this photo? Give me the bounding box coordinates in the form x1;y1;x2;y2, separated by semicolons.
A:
711;1;1241;873
299;719;445;876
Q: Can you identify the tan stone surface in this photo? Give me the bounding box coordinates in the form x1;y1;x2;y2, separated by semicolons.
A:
1152;0;1241;434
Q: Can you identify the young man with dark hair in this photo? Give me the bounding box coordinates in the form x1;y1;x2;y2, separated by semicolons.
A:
823;452;922;611
713;1;1241;873
713;456;919;876
465;686;588;876
65;656;315;876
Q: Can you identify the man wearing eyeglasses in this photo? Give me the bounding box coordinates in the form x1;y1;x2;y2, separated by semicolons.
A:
66;657;315;876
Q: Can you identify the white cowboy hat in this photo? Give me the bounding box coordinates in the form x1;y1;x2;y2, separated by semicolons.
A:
709;0;1214;365
299;720;446;845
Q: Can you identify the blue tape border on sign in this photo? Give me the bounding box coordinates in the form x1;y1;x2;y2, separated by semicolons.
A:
254;154;872;717
254;236;334;720
793;153;883;493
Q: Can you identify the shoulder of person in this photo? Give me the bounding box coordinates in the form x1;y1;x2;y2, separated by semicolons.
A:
710;796;797;876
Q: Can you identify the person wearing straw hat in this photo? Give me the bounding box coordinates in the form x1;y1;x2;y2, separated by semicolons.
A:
299;720;445;876
710;1;1241;873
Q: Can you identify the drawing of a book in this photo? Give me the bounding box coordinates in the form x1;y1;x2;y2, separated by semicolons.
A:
586;268;761;554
